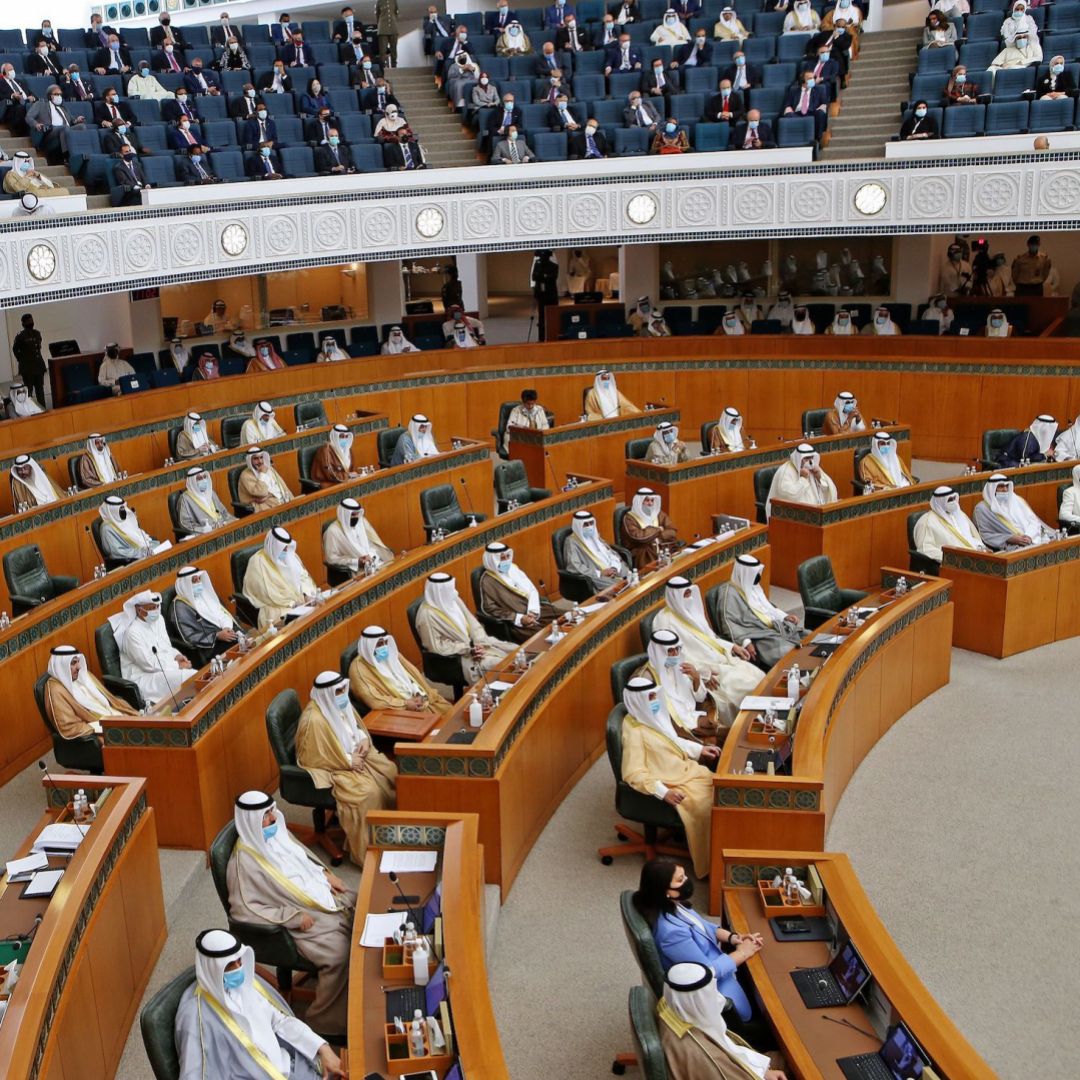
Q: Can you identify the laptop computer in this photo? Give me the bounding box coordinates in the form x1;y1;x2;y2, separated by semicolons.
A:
385;960;447;1023
420;883;442;935
837;1021;927;1080
789;941;872;1008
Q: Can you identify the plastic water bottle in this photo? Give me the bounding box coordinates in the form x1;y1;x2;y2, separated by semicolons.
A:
403;920;417;945
786;663;800;702
410;1018;425;1056
468;692;483;728
896;575;908;595
412;939;430;986
743;760;755;775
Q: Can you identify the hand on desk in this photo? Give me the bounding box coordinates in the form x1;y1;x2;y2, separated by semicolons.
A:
217;629;238;642
602;567;619;577
316;1043;347;1078
730;935;763;965
177;655;193;669
1006;535;1033;547
521;613;539;628
784;614;799;625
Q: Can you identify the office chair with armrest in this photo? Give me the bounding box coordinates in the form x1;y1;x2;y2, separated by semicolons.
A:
265;689;345;865
338;640;369;716
550;525;633;603
90;517;133;572
907;511;941;575
140;968;196;1080
610;653;648;705
801;408;829;437
406;597;467;701
226;465;256;517
3;543;78;615
419;483;488;541
626;436;652;462
700;420;718;454
294;400;327;429
166;490;188;542
470;566;513;641
377;426;406;469
320;519;353;587
981;428;1020;470
296;445;322;494
230;544;263;628
67;453;87;490
796;555;868;629
167;425;182;461
752;465;779;525
853;447;920;493
493;459;550;512
638;610;658;650
704;582;735;641
627;984;669;1080
94;622;145;710
220;414;248;449
33;673;105;774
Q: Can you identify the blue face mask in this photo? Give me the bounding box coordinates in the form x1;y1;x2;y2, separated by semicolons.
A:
334;691;350;712
582;525;597;538
329;136;340;146
223;969;245;990
663;656;679;668
374;645;390;662
955;73;966;84
260;146;272;157
262;823;278;839
736;56;745;66
665;122;676;134
192;581;205;594
648;699;662;714
1052;63;1064;75
915;107;927;118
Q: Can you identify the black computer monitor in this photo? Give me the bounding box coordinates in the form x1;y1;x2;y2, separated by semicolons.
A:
828;941;872;1003
879;1021;926;1080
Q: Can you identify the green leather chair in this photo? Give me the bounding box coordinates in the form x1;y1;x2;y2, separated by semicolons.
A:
621;890;668;997
550;526;633;603
700;420;718;454
614;505;631;547
265;689;344;865
470;566;512;641
338;640;369;715
907;511;940;575
406;596;467;701
94;622;145;709
626;437;652;462
209;821;319;994
226;465;255;517
491;402;557;461
297;445;322;494
704;583;733;641
167;425;183;460
67;453;86;490
230;544;262;628
320;520;353;588
419;484;487;541
166;490;188;542
801;408;829;437
90;517;132;572
1059;482;1079;535
2;544;78;615
628;985;669;1080
33;673;105;774
611;653;647;705
638;610;659;649
221;414;248;449
981;428;1020;470
294;400;327;429
377;426;406;469
753;465;779;524
796;556;868;629
140;967;195;1080
598;705;687;867
854;447;919;493
493;459;550;513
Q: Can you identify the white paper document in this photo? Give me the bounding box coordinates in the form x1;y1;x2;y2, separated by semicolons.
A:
31;823;86;853
488;681;514;693
22;869;64;897
379;850;438;874
152;540;173;554
360;911;408;947
810;634;844;645
739;695;797;712
5;852;49;880
580;602;605;613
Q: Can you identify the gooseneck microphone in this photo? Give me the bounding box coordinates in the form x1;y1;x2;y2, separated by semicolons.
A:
150;646;183;713
387;870;422;924
459;476;477;521
39;760;88;839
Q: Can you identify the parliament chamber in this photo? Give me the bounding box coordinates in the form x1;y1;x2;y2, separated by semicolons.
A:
4;1;1080;1075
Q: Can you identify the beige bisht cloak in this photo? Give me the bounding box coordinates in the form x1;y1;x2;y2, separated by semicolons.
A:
658;1001;782;1079
584;387;641;420
295;700;397;866
44;677;136;739
622;510;679;568
477;571;557;644
348;654;451;713
237;466;294;512
242;551;318;630
414;602;514;681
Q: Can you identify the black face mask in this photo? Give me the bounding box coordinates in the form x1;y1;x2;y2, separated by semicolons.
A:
676;879;694;902
107;347;119;358
118;508;128;521
754;571;763;585
349;515;360;527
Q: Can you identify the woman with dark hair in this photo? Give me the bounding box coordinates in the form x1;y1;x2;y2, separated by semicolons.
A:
300;77;331;117
898;100;938;140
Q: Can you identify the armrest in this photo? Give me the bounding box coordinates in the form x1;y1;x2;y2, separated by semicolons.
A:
100;674;145;711
529;486;552;501
804;605;838;625
299;478;322;494
232;500;255;517
614;544;634;567
838;588;869;606
50;574;80;593
9;592;45;616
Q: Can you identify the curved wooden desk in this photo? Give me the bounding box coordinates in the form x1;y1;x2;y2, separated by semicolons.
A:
720;849;994;1080
348;810;508;1080
0;775;165;1080
709;573;953;912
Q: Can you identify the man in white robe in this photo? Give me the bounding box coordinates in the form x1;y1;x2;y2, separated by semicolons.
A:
322;498;393;575
636;629;724;740
790;306;815;335
8;383;43;417
584;369;641;420
177;466;235;534
709;408;747;453
765;444;837;518
10;453;63;508
172;565;239;662
77;432;121;487
1059;464;1080;531
98;495;159;562
477;540;558;643
646;421;689;464
861;306;901;335
972;473;1056;550
391;414;440;465
174;929;345;1079
240;401;286;446
380;326;420;354
97;343;135;390
243;527;320;629
717;312;745;336
716;554;803;669
562;509;631;593
315;335;351;362
825;311;856;336
176;411;218;459
913;485;988;563
108;590;194;706
1054;416;1080;461
858;431;914;491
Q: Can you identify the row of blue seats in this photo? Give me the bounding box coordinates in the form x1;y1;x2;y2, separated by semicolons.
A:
960;4;1080;39
962;0;1080;12
909;62;1080;105
919;34;1080;76
899;96;1078;136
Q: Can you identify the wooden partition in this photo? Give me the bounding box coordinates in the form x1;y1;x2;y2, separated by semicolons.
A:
100;479;617;849
720;849;993;1080
627;425;911;538
709;572;953;913
396;528;769;896
767;459;1076;591
348;811;508;1080
0;775;166;1080
0;440;491;788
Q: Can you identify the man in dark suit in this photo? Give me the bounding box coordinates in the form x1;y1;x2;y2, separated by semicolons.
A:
556;16;591;53
149;14;190;50
544;1;575;30
623;90;661;132
211;14;244;50
809;25;851;81
568;119;608;159
246;141;284;179
333;7;360;41
351;57;383;89
703;80;744;123
229;86;261;120
86;16;124;51
593;14;619;49
26;45;65;79
26;90;83;162
672;34;712;69
799;45;840;101
360;78;399;115
486;3;517;35
0;65;35;133
534;43;569;78
271;15;299;46
281;34;311;67
94;89;135;129
241;108;279;150
314;130;356;174
719;53;762;92
168;118;203;152
1037;56;1077;99
487;93;523;142
60;66;97;103
341;33;375;66
782;70;829;139
731;109;774;149
162;89;202;124
112;148;152;206
423;7;455;54
673;0;701;18
304;107;342;146
176;145;221;184
184;60;223;97
101;122;153;156
257;65;293;94
604;34;642;76
92;36;133;76
641;58;679;98
151;45;188;74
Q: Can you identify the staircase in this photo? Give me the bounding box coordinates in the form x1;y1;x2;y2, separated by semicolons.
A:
391;65;480;169
0;130;109;207
819;27;923;161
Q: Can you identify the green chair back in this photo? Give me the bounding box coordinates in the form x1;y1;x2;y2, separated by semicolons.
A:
294;401;327;428
801;407;829;437
620;889;667;998
700;420;718;454
628;985;669;1080
981;428;1020;468
221;414;247;449
34;673;105;774
377;426;406;469
626;437;652;461
140;968;196;1080
797;555;842;614
611;652;647;705
420;484;468;536
753;465;778;525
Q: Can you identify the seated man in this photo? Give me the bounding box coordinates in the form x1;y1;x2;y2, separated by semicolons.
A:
492;124;535;164
381;326;419;355
562;509;631;593
176;411;219;459
98;496;159;563
323;498;393;576
10;454;63;508
1054;416;1080;461
1060;465;1080;533
825;310;857;335
348;625;451;713
415;571;515;680
227;791;355;1034
478;541;558;642
175;930;346;1079
790;306;815;334
391;414;440;465
654;576;761;728
503;388;550;452
108;590;194;706
822;390;865;434
177;466;235;534
44;644;137;741
296;671;397;865
635;628;724;740
3;151;69;198
861;305;901;335
243;528;319;630
8;383;44;419
718;311;746;336
718;554;804;668
238;447;294;512
646;420;689;464
766;444;838;517
973;473;1056;550
172;565;240;661
913;486;988;564
710;407;749;452
1001;414;1058;467
76;432;121;487
311;425;359;487
620;678;717;877
859;431;913;490
241;401;286;445
622;487;680;567
585;369;641;419
98;343;135;390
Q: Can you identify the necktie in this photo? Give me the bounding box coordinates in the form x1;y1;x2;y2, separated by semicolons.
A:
99;30;109;47
571;29;578;47
656;70;663;88
586;133;597;156
297;46;304;64
322;122;329;140
510;140;519;162
638;105;647;123
548;55;555;67
110;104;118;119
169;52;180;72
332;146;339;163
196;160;207;178
799;89;809;113
744;128;753;147
265;157;273;174
621;48;630;69
814;61;822;77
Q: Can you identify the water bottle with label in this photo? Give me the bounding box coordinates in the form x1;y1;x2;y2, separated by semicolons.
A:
786;663;800;702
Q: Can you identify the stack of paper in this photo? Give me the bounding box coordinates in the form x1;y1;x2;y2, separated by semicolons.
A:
31;823;86;855
379;850;438;874
5;852;48;882
359;911;408;947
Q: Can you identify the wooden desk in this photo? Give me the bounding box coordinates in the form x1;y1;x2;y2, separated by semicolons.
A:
363;707;444;742
709;573;953;911
767;460;1076;591
940;535;1080;657
396;527;770;896
48;347;135;408
626;425;911;540
100;478;618;850
509;407;680;500
720;849;993;1080
0;775;165;1080
348;810;508;1080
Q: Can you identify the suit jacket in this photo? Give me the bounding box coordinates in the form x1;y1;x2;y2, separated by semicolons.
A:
592;23;620;48
280;43;312;67
26;98;75;129
161;98;201;124
314;142;355;173
94;99;135;126
229;95;260;120
304;115;341;145
168;124;203;151
113;156;149;190
257;71;293;93
423;14;455;47
1037;70;1077;97
241;116;279;148
673;41;712;66
487;104;523;135
623;99;661;126
175;155;218;184
783;83;828;114
26;53;66;78
91;46;133;71
350;64;384;89
150;25;190;49
360;87;399;114
0;75;32;103
493;137;536;162
545;3;575;29
341;41;376;65
556;25;591;51
605;42;642;71
61;74;97;101
332;18;362;40
101;128;148;155
271;23;299;45
673;0;701;16
640;67;679;94
535;51;570;78
731;120;774;148
210;25;245;49
703;90;744;122
568;128;608;158
485;9;517;33
151;49;188;73
246;150;284;178
85;25;122;49
718;62;762;89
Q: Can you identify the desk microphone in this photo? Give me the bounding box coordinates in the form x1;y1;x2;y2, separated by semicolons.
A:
458;476;479;522
387;870;421;913
39;760;89;839
542;449;559;494
150;646;183;713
